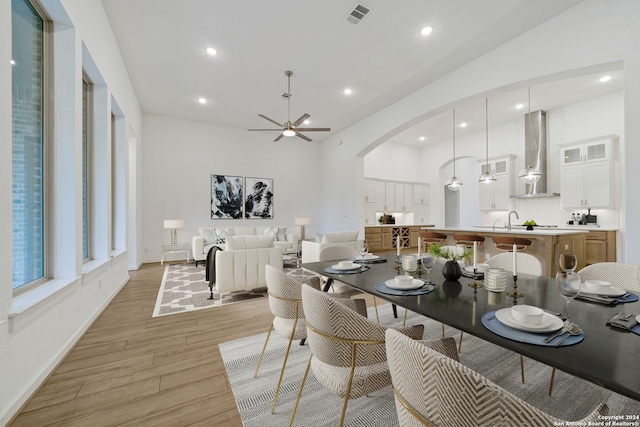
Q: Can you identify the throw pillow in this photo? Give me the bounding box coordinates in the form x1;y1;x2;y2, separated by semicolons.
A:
276;226;287;242
264;226;279;241
214;228;234;244
200;228;217;245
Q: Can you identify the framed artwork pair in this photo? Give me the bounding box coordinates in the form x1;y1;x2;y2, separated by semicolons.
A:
210;175;273;219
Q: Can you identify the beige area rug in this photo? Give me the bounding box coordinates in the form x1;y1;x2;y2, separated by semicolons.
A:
220;307;640;427
152;264;317;317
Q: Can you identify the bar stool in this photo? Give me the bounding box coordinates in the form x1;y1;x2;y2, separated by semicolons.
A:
492;236;531;251
420;231;448;250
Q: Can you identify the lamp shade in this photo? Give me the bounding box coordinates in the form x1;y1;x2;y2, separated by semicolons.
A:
163;219;184;229
295;217;311;225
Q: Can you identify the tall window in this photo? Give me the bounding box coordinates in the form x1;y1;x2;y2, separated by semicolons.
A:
12;0;46;290
82;78;92;261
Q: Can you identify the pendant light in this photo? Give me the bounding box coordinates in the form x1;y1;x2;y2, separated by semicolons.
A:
479;97;497;183
446;109;463;192
518;87;542;183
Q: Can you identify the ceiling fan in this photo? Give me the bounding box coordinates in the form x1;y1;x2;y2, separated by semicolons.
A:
248;70;331;142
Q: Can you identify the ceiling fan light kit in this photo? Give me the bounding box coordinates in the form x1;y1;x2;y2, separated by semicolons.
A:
247;70;330;142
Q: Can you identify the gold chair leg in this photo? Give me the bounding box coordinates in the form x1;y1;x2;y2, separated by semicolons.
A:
520;354;525;384
289;354;313;427
403;308;408;326
338;345;357;427
548;368;556;396
254;323;274;378
373;296;379;322
271;318;298;413
441;323;445;338
458;331;464;353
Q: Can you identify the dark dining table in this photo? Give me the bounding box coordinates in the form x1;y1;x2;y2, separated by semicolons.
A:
302;253;640;402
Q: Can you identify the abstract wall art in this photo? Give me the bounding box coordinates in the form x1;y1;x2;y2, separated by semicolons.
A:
211;175;243;219
244;177;273;219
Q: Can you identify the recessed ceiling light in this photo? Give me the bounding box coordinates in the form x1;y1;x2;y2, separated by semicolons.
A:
303;119;310;125
10;59;15;65
206;47;218;56
198;97;207;104
599;75;611;83
343;88;352;95
419;136;426;141
459;122;467;128
515;103;524;110
420;26;433;36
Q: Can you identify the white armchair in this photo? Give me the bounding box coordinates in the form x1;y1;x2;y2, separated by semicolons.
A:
301;231;363;263
207;236;283;297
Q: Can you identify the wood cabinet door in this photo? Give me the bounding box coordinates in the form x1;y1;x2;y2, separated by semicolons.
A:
585;239;607;265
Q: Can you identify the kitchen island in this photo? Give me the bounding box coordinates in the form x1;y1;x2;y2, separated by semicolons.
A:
420;227;590;277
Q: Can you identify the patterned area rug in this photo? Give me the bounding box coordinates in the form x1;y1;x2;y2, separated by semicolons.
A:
152;264;318;317
220;307;640;427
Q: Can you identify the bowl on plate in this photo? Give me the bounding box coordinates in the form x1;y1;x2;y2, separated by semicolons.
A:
511;305;544;325
394;275;414;288
584;280;612;293
338;260;355;269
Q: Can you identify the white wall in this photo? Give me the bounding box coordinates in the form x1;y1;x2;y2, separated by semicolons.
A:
0;0;142;423
141;113;322;262
324;0;640;263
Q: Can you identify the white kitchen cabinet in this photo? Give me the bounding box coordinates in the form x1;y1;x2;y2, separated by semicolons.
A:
560;136;615;209
478;155;514;211
412;204;430;224
394;183;412;211
364;179;377;203
364;202;377;225
374;181;386;211
413;183;430;205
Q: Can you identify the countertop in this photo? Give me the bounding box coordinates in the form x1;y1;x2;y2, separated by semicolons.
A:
419;226;588;236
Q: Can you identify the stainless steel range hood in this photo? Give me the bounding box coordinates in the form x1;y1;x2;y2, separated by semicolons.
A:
511;110;560;199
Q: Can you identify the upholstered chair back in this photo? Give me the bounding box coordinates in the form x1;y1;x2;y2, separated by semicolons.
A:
486;252;542;275
385;328;608;427
578;262;640;293
318;245;360;262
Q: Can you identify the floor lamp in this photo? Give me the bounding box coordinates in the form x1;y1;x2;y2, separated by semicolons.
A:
163;219;184;246
294;217;311;241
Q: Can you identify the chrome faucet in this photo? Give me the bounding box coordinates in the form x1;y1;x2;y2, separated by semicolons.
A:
492;219;502;230
507;211;519;231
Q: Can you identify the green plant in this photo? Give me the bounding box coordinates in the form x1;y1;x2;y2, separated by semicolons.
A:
428;242;471;262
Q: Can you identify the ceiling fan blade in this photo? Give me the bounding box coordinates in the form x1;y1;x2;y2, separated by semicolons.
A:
258;114;284;127
248;128;282;131
273;133;285;142
293;127;331;132
295;132;312;142
292;113;311;128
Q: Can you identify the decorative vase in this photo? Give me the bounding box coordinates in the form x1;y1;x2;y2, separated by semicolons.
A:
442;261;462;281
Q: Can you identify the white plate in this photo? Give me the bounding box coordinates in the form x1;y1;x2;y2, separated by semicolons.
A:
356;254;380;260
385;278;425;291
331;263;362;271
579;284;626;297
495;308;564;333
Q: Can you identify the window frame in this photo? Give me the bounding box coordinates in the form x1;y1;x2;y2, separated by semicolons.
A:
82;74;93;262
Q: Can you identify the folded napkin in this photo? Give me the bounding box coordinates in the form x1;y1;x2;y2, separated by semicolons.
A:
375;282;434;296
576;294;618;305
350;257;387;264
606;312;639;332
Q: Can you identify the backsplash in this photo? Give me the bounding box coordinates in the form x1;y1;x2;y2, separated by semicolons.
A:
482;197;618;229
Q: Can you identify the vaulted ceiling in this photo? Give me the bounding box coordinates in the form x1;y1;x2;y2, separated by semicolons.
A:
101;0;623;146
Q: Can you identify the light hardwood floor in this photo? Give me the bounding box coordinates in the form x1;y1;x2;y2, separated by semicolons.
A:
9;262;279;426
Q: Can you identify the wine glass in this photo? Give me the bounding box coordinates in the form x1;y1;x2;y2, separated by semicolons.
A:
422;255;435;284
358;240;369;260
555;270;581;320
559;253;577;272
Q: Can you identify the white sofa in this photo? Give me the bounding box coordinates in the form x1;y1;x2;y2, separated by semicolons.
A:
301;231;363;263
193;225;297;266
209;235;283;296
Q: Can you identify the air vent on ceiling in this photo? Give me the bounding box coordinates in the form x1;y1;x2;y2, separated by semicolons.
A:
346;3;370;25
281;92;291;99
